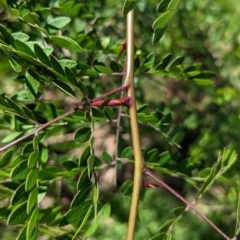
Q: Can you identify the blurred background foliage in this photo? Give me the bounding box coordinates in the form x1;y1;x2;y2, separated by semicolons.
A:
0;0;240;239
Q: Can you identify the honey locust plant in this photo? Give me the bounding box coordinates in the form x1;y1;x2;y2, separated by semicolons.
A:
0;0;238;240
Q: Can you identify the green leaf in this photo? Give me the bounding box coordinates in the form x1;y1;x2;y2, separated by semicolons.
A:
50;35;82;52
156;53;172;70
150;232;167;240
158;219;175;232
48;17;71;29
27;186;38;214
34;43;51;66
102;203;111;218
71;186;92;209
77;167;91;191
152;11;175;30
22;13;39;24
33;135;39;150
74;127;92;143
137;104;148;113
172;206;185;215
146;148;159;162
59;59;78;69
0;149;14;168
168;0;180;11
50;55;65;76
83;217;100;238
64;67;78;85
0;95;10;109
2;131;23;143
15;39;36;57
12;32;29;42
77;81;88;95
79;146;91;167
157;0;171;13
64;200;91;227
40;146;48;163
12;49;44;66
82;69;99;78
87;155;95;177
110;60;119;72
27;207;39;239
101;151;112;164
25;69;41;100
193;79;213;86
103;106;115;120
11;160;30;181
0;23;15;45
119;180;133;195
25;169;38;191
11;182;28;205
28;151;39;169
168;56;184;69
9;57;22;73
196;149;237;198
53;80;76;98
22;105;37;122
16;223;27;240
93;182;99;204
94;65;113;74
152;26;168;44
190;71;215;79
6;97;24;115
121;146;133;158
123;0;137;15
7;201;29;225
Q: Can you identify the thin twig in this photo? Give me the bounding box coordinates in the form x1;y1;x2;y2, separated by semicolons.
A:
144;167;234;240
0;84;129;152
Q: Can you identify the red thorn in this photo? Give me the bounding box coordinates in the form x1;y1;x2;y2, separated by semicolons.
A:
90;96;131;107
116;40;127;61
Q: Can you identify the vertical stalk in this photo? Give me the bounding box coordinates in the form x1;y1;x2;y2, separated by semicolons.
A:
125;10;145;240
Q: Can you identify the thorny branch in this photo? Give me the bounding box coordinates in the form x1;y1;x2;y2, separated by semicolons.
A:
0;84;130;152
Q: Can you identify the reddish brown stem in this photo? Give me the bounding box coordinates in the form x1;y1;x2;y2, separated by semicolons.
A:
91;96;130;107
0;84;129;152
144;167;233;240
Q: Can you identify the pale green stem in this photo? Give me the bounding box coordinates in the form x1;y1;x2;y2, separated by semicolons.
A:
125;10;145;240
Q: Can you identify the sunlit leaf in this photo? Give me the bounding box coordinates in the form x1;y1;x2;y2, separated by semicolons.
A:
94;65;113;74
152;11;175;30
27;186;38;214
25;169;38;191
22;12;39;24
0;149;14;168
50;35;82;52
47;17;71;29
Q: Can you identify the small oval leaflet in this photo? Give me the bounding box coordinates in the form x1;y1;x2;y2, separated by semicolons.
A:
25;169;38;191
47;17;71;29
74;127;92;143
